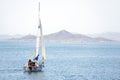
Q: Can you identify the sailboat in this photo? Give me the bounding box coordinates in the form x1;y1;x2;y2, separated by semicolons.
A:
24;2;46;72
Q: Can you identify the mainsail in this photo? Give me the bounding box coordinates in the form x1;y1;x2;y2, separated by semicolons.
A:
34;2;46;61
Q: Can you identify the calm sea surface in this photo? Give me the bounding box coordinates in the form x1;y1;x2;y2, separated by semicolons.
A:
0;41;120;80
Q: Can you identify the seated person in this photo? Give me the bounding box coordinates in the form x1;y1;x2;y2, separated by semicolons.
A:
32;62;35;66
28;59;33;66
28;59;33;70
28;59;36;67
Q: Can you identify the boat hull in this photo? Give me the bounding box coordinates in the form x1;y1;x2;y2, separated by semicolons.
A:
23;64;43;72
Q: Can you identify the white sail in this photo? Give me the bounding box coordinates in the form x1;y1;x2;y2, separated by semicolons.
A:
34;27;40;61
34;2;46;61
40;24;46;60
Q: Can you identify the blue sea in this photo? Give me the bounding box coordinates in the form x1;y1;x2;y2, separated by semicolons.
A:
0;41;120;80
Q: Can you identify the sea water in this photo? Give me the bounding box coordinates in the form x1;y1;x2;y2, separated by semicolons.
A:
0;41;120;80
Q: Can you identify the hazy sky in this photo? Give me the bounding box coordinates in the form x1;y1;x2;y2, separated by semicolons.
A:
0;0;120;35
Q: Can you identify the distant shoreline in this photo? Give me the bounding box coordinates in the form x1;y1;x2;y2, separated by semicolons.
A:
0;30;120;42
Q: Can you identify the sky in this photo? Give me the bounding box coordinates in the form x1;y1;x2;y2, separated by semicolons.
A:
0;0;120;35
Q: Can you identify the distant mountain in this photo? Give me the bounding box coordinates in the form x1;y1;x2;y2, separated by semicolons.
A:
0;34;22;40
1;30;116;42
44;30;114;42
44;30;94;42
89;32;120;41
0;35;12;40
9;34;36;41
19;34;36;40
94;37;113;42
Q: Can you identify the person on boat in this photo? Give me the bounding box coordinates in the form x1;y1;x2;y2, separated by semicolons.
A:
28;59;37;70
32;62;36;66
28;59;33;70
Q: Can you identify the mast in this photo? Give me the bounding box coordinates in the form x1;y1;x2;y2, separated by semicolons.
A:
34;2;46;61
